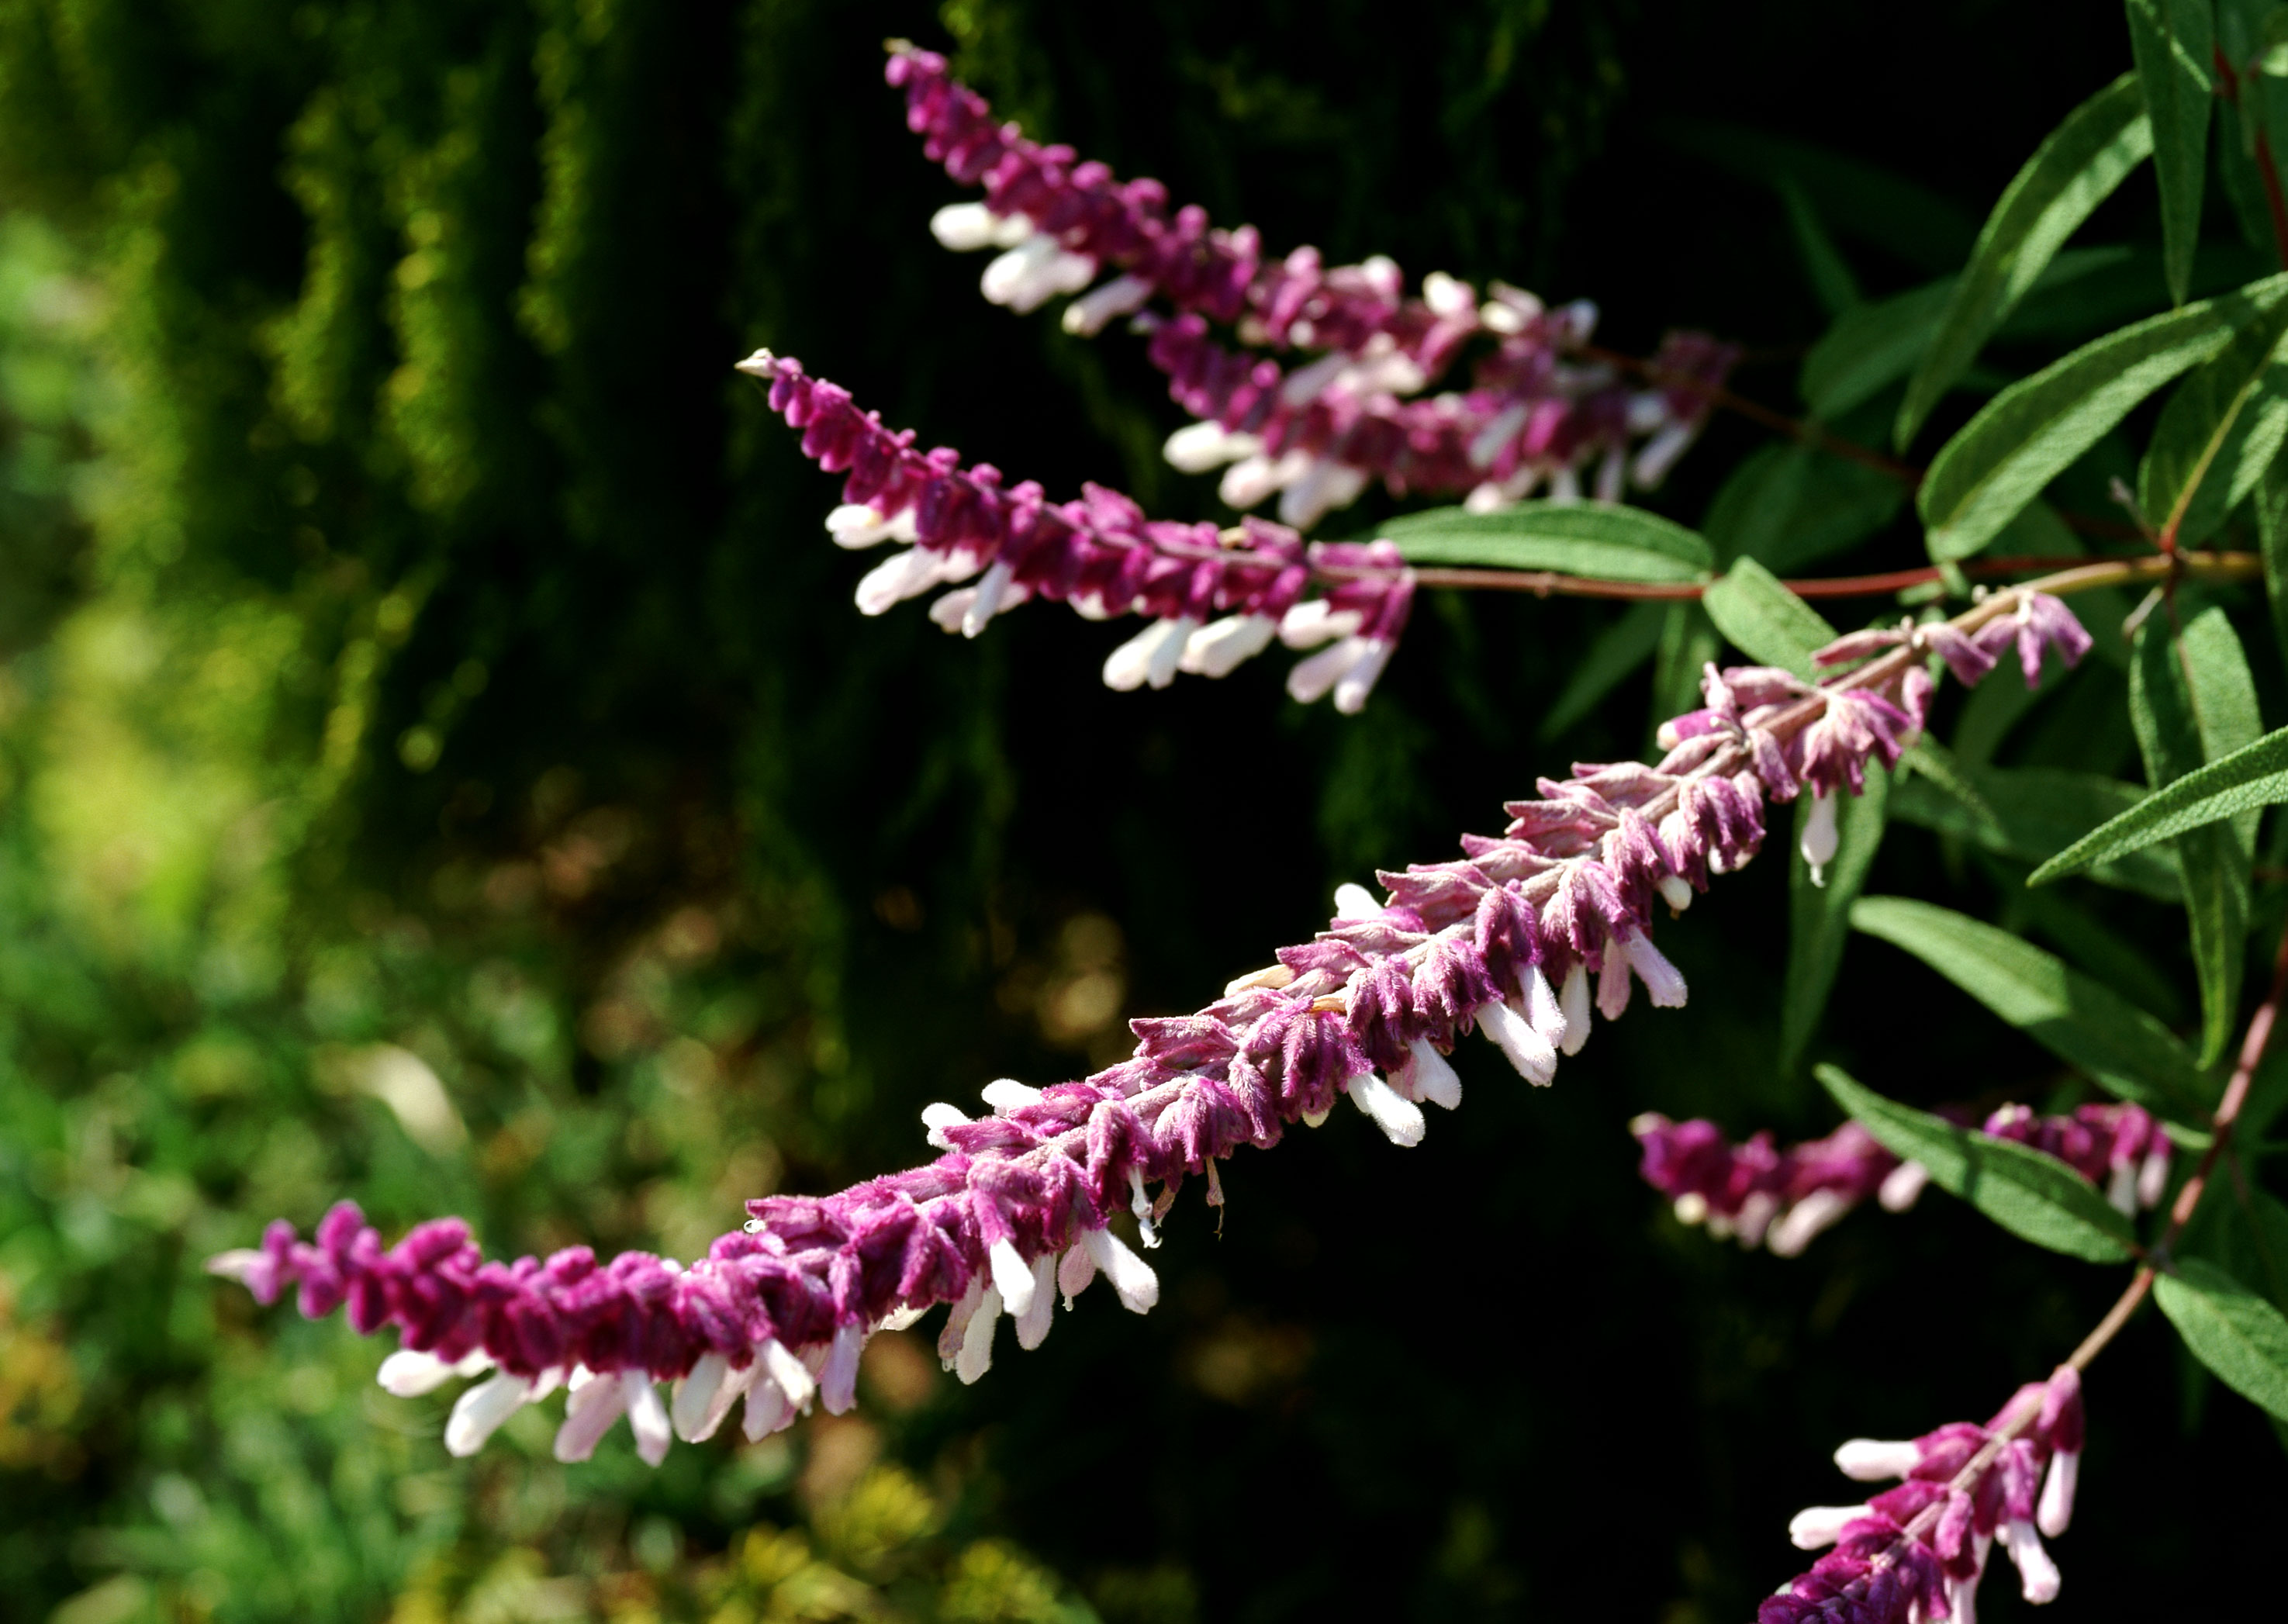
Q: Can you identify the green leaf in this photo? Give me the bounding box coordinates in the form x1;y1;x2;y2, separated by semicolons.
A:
1802;278;1958;422
1700;443;1904;572
1700;558;1837;676
2133;620;2254;1063
2127;0;2216;306
1381;502;1714;582
2030;722;2288;882
2260;438;2288;665
2156;1259;2288;1419
1889;755;2184;900
1920;274;2288;561
1816;1065;2138;1261
1540;601;1664;740
1780;765;1889;1073
1849;894;2209;1111
1896;74;2153;449
2182;606;2265;850
2138;295;2288;545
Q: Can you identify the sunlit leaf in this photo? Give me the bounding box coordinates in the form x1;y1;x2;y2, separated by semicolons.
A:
1849;895;2208;1111
2030;722;2288;883
2156;1259;2288;1420
1896;73;2153;449
1381;503;1713;582
1817;1065;2137;1261
2127;0;2215;306
1700;557;1835;676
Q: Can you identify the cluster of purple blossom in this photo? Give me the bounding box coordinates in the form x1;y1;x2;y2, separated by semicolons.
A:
212;585;2096;1473
1773;1366;2086;1624
742;348;1414;712
1633;1103;2172;1257
886;45;1740;528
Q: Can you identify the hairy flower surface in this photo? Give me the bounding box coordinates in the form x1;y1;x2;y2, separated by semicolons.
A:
1633;1104;2171;1256
1773;1366;2087;1623
885;44;1740;526
212;587;2093;1470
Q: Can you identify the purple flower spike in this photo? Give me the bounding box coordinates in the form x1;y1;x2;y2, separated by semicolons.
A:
884;43;1739;530
1633;1102;2169;1256
214;557;2067;1468
1778;1365;2087;1622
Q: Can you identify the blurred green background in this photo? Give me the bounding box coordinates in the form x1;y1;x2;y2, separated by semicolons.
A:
0;2;2281;1622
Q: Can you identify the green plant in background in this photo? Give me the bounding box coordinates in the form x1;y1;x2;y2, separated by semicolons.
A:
9;3;2288;1623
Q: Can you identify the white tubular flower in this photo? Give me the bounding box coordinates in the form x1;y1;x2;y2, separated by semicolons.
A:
1062;274;1153;335
2037;1448;2078;1538
1596;952;1633;1021
929;202;1031;251
956;1284;1003;1384
1332;882;1380;920
1287;635;1390;709
1477;998;1557;1085
1346;1071;1427;1146
1278;351;1350;408
1877;1160;1931;1211
1632;419;1697;489
741;1370;795;1442
1277;599;1365;648
1331;638;1393;714
937;1275;986;1367
1179;613;1278;677
1423;270;1475;317
922;1101;971;1151
819;1320;866;1416
1163;420;1262;473
1833;1438;1922;1481
759;1337;817;1413
2000;1520;2061;1603
377;1346;490;1398
1403;1037;1464;1109
1657;875;1695;912
1103;616;1198;691
981;1077;1044;1112
1468;402;1530;469
826;503;919;549
1557;964;1592;1055
962;559;1018;637
1594;446;1626;503
1801;790;1840;886
1277;459;1369;530
1014;1254;1058;1350
1547;464;1583;505
1619;929;1689;1008
1056;1242;1096;1309
1080;1225;1160;1313
553;1368;626;1463
624;1370;672;1466
989;1236;1039;1319
981;233;1098;313
855;546;979;616
1219;447;1312;509
1766;1189;1851;1257
672;1351;757;1444
445;1371;534;1458
1787;1504;1868;1550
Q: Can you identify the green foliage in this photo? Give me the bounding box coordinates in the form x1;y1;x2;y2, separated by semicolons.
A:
2155;1259;2288;1419
1896;74;2152;449
2032;720;2288;880
1381;502;1713;582
1849;896;2209;1114
1700;557;1834;675
2126;0;2215;304
1919;273;2288;561
1816;1066;2138;1262
1778;765;1887;1075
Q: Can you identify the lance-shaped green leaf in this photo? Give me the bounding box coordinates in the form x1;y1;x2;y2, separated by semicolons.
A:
2182;606;2264;850
1850;895;2208;1111
2030;722;2288;883
2127;0;2215;306
2261;439;2288;666
1920;273;2288;562
2156;1259;2288;1419
1701;557;1836;676
1802;278;1958;423
1381;503;1713;582
2133;620;2254;1064
1780;766;1889;1073
2138;295;2288;546
1889;755;2183;900
1896;74;2153;449
1817;1066;2137;1261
